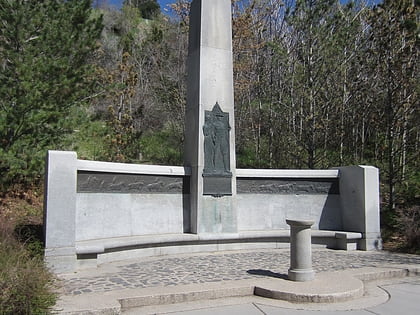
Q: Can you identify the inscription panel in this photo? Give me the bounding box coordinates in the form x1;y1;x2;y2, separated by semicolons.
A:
237;178;339;195
77;171;190;194
203;175;232;196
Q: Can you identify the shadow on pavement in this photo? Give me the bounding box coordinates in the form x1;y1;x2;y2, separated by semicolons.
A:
247;269;288;280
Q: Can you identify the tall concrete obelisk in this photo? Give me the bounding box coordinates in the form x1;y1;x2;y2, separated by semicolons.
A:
185;0;237;234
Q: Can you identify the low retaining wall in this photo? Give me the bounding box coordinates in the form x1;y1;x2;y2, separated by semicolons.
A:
236;169;341;231
44;151;381;273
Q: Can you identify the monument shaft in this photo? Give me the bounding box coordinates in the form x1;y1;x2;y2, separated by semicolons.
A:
185;0;237;234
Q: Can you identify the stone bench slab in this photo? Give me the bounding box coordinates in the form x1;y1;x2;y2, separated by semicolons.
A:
75;230;363;255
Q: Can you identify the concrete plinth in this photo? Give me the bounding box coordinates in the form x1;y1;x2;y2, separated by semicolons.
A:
286;219;315;281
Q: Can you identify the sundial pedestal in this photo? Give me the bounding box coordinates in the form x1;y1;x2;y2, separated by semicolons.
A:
286;219;315;282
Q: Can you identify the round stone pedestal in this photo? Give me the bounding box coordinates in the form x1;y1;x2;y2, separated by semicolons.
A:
286;219;315;281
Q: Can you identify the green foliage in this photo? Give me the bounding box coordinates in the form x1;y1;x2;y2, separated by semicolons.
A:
140;128;182;165
124;0;160;20
0;0;103;190
63;118;110;161
0;224;56;314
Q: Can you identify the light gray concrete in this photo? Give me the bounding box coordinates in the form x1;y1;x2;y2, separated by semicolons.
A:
159;303;261;315
287;220;315;281
72;230;361;266
255;272;363;302
256;305;373;314
77;159;189;175
44;150;78;273
44;150;379;272
76;193;185;241
185;0;237;234
366;278;420;315
338;165;382;250
121;277;420;315
237;194;342;231
44;151;194;273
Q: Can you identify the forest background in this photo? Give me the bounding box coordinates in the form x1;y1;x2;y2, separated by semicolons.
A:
0;0;418;312
1;0;419;248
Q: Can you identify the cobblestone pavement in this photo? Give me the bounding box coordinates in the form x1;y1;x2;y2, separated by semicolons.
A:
60;249;420;296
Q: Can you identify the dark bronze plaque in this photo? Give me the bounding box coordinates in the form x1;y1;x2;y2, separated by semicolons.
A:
237;178;339;195
203;102;232;176
77;171;190;194
203;175;232;197
202;103;232;196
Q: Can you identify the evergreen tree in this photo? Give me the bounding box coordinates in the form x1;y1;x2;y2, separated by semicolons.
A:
0;0;103;188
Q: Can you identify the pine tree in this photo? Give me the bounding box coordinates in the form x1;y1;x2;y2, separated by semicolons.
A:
0;0;103;188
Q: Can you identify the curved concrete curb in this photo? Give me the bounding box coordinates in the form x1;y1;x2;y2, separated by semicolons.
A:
254;272;364;303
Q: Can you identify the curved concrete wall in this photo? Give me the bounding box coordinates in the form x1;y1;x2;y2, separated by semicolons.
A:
44;151;380;273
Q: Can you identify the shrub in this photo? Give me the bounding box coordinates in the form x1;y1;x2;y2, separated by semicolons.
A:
0;219;57;314
396;205;420;253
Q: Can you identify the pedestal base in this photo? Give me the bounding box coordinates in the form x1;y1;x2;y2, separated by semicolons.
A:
288;268;315;282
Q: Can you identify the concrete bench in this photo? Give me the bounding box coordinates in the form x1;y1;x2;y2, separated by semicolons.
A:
75;230;363;256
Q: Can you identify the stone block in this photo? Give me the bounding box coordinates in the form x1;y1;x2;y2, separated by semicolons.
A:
338;165;382;250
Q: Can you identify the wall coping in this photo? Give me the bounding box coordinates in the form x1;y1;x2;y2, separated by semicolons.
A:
236;169;339;178
76;160;339;179
77;160;191;176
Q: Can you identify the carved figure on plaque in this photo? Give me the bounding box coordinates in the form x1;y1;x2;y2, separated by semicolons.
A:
203;102;231;176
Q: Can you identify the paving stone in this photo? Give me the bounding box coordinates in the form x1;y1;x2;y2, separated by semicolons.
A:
59;249;420;295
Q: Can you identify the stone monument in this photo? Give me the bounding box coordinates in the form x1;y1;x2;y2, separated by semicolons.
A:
43;0;382;273
184;0;237;234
